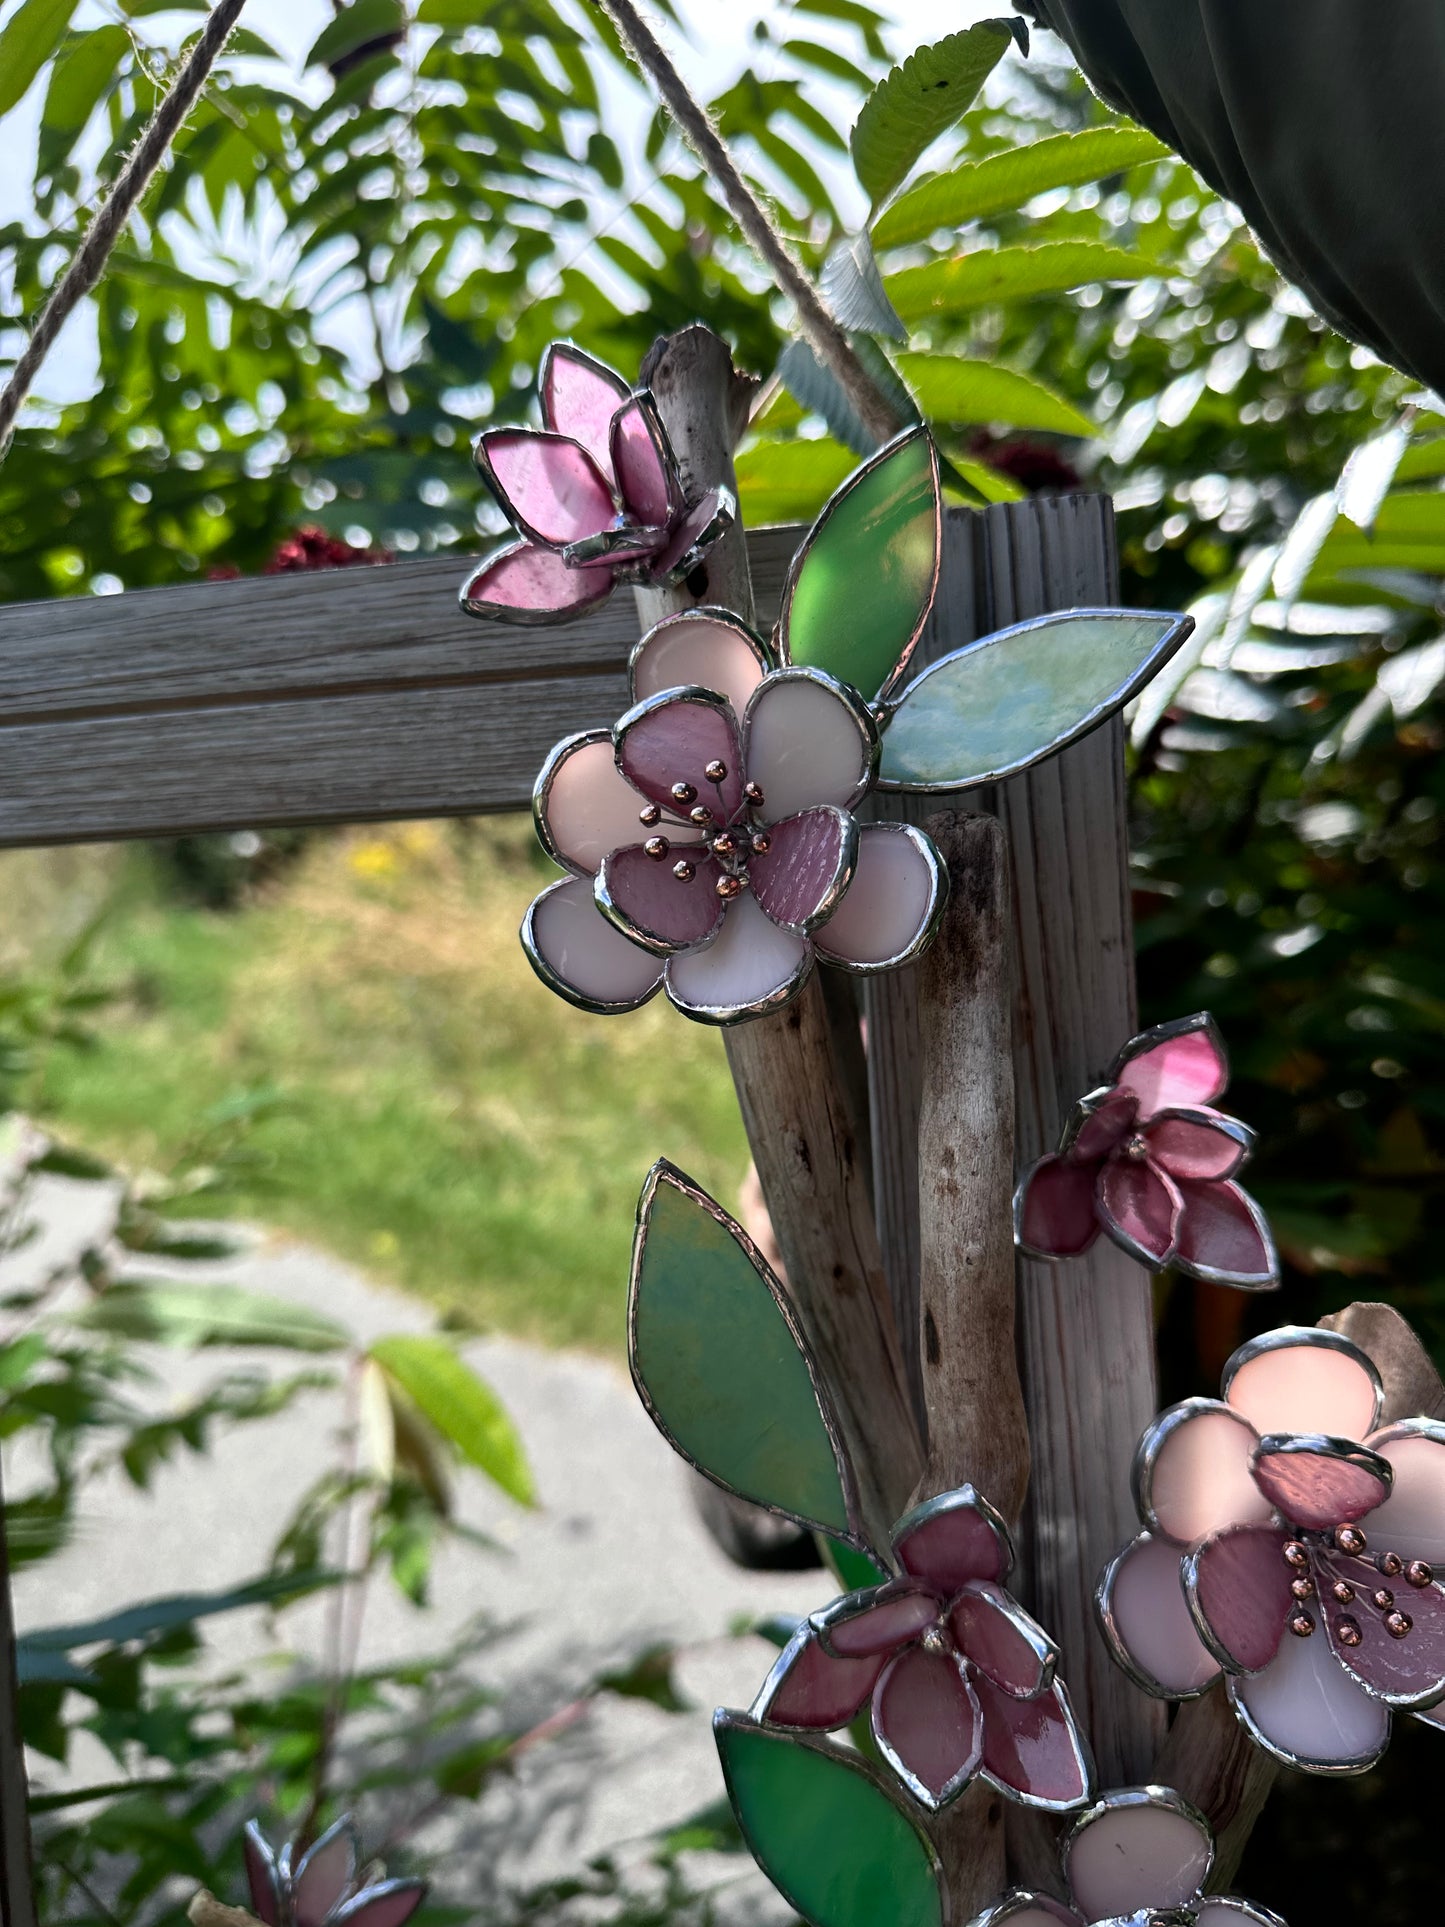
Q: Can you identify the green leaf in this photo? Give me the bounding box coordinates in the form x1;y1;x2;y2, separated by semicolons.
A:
735;436;859;525
896;352;1095;436
952;455;1026;504
850;22;1019;211
41;24;128;150
369;1333;534;1507
306;0;403;69
879;608;1194;790
818;1534;889;1591
714;1716;944;1927
596;1642;688;1712
873;124;1170;250
886;242;1155;321
775;338;918;460
779;426;940;701
629;1161;860;1544
71;1281;349;1351
0;0;80;117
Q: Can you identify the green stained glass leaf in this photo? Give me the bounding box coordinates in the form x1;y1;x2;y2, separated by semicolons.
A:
779;427;941;703
714;1716;944;1927
819;1534;889;1591
878;608;1195;790
629;1161;859;1544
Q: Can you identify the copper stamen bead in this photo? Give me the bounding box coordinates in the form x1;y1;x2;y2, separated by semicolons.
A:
643;836;669;861
639;802;662;827
1408;1560;1434;1588
1336;1616;1363;1648
750;831;771;855
1335;1524;1368;1556
919;1624;949;1658
1332;1580;1356;1605
716;875;744;900
1289;1611;1315;1638
711;832;737;858
744;781;765;807
689;804;712;826
704;759;728;782
1378;1551;1405;1578
1386;1610;1413;1639
671;781;696;805
1291;1576;1315;1600
1283;1542;1310;1570
672;859;695;882
1372;1588;1395;1612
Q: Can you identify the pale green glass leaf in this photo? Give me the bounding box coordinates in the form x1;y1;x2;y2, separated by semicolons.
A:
897;353;1095;437
715;1717;944;1927
629;1161;858;1543
370;1333;535;1506
850;22;1020;211
886;242;1155;322
736;436;858;524
873;125;1169;250
0;0;80;115
879;608;1194;789
780;426;940;701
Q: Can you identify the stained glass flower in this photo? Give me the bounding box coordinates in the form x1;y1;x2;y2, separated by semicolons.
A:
1098;1324;1445;1774
243;1817;426;1927
459;342;733;626
523;608;946;1023
1014;1012;1278;1290
752;1485;1092;1813
970;1784;1285;1926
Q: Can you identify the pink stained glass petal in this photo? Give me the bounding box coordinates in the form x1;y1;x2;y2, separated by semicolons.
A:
631;613;770;717
244;1827;280;1927
823;1584;942;1657
1225;1333;1381;1440
1141;1402;1272;1544
761;1627;887;1728
293;1821;358;1927
1102;1533;1221;1697
1063;1797;1213;1919
1366;1425;1445;1564
1097;1155;1183;1266
1187;1523;1294;1674
664;894;811;1022
537;732;654;876
1194;1906;1285;1927
990;1905;1079;1927
1317;1551;1445;1706
750;807;854;933
812;823;939;970
610;396;678;527
616;692;745;820
1143;1109;1249;1181
949;1581;1054;1698
524;876;665;1013
894;1490;1010;1592
1173;1179;1277;1286
647;486;732;582
460;540;615;623
1231;1616;1390;1769
871;1644;984;1805
1115;1021;1228;1118
1016;1155;1101;1260
1069;1087;1138;1161
331;1886;426;1927
1251;1442;1390;1530
540;342;629;475
480;430;617;546
598;843;724;952
974;1673;1091;1809
743;671;876;820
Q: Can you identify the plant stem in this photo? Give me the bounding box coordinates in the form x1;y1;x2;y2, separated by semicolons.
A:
594;0;905;449
0;0;250;458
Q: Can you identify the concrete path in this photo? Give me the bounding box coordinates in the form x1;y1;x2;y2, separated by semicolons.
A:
6;1176;811;1921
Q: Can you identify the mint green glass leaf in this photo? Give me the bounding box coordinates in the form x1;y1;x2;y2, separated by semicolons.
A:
819;1534;889;1590
887;242;1155;322
873;124;1169;250
897;353;1095;437
879;609;1195;789
630;1162;859;1543
850;22;1021;211
780;427;940;702
715;1717;944;1927
370;1333;535;1506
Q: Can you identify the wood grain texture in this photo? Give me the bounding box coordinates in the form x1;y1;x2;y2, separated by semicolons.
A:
0;1454;36;1927
1153;1685;1275;1889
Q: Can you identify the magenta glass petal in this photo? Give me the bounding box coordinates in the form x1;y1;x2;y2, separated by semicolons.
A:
460;540;614;621
948;1581;1053;1697
894;1490;1010;1592
1069;1086;1138;1161
293;1822;357;1927
761;1628;886;1728
1097;1155;1182;1265
1317;1553;1445;1706
481;430;616;546
1017;1155;1101;1259
871;1644;983;1804
1116;1024;1228;1117
610;396;677;527
1173;1179;1277;1285
974;1673;1090;1808
598;843;724;951
244;1828;280;1927
1188;1523;1294;1673
540;342;629;475
615;692;744;819
331;1886;426;1927
751;807;854;933
1101;1533;1221;1697
1252;1441;1390;1530
824;1584;941;1657
1143;1109;1248;1181
647;486;731;581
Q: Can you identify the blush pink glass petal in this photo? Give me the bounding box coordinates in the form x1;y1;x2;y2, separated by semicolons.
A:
1188;1523;1294;1673
812;824;936;969
1172;1179;1276;1284
482;431;616;545
1115;1024;1228;1117
599;843;724;950
540;344;629;476
331;1887;426;1927
894;1493;1008;1592
610;397;677;527
973;1674;1089;1807
1317;1551;1445;1705
1142;1403;1271;1544
1193;1906;1281;1927
762;1629;887;1728
750;807;853;932
1366;1426;1445;1564
646;487;729;581
630;613;769;718
1143;1112;1247;1181
871;1644;983;1802
824;1584;940;1657
743;673;874;820
460;540;615;621
664;894;809;1019
1017;1156;1101;1259
993;1905;1079;1927
949;1581;1052;1697
1231;1613;1390;1767
244;1831;281;1927
1103;1533;1221;1695
293;1824;357;1927
1251;1443;1390;1530
1097;1155;1183;1265
526;876;664;1010
539;733;653;874
1070;1087;1139;1161
1226;1335;1381;1440
616;693;745;818
1064;1799;1213;1919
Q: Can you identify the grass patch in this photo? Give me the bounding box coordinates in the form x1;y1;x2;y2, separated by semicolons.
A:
6;820;749;1355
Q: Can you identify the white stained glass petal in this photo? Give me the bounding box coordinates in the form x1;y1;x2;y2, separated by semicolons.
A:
1225;1334;1380;1440
1104;1534;1220;1697
1065;1798;1212;1919
665;894;810;1021
744;673;875;821
1143;1404;1272;1544
525;877;663;1012
1365;1427;1445;1564
1194;1905;1285;1926
814;824;938;969
1231;1619;1390;1769
630;613;769;716
538;734;649;873
877;610;1192;790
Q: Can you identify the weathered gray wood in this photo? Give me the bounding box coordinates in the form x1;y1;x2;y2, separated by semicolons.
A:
0;1455;35;1927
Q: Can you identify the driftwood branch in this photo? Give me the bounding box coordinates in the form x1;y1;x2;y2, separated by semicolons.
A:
1322;1300;1445;1421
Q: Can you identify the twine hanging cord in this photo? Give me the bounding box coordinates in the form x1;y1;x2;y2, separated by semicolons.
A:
0;0;249;455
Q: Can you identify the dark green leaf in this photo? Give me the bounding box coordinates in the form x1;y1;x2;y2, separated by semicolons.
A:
0;0;81;116
850;22;1020;210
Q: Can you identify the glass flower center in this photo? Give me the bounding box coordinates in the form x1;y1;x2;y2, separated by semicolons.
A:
639;763;769;901
1280;1527;1431;1642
